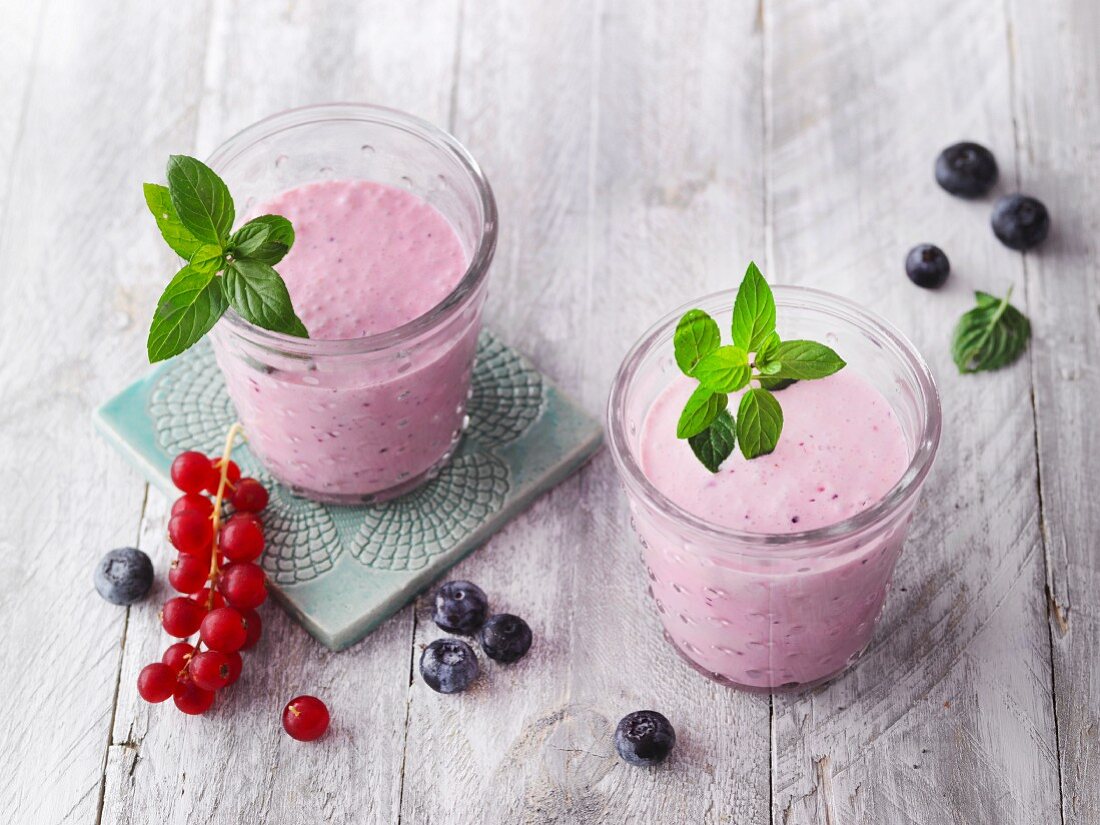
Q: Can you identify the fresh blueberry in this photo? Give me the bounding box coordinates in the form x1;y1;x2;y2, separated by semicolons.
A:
419;638;479;694
935;142;998;197
431;580;489;635
991;194;1050;250
478;613;533;663
94;547;154;605
905;244;950;289
615;710;676;767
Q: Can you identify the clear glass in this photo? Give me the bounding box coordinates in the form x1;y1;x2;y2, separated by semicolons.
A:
206;104;497;504
607;287;941;692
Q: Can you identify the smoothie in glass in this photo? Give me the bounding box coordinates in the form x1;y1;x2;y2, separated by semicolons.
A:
607;286;940;692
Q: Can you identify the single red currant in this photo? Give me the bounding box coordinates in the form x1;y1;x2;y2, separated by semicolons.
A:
200;606;247;652
161;596;206;637
223;651;244;686
163;642;196;673
220;514;265;563
206;458;241;495
231;478;269;513
188;650;234;691
137;662;177;703
173;679;215;715
219;563;268;610
168;511;213;555
171;493;214;520
239;608;263;651
282;695;330;741
171;451;216;495
191;586;226;610
168;553;209;594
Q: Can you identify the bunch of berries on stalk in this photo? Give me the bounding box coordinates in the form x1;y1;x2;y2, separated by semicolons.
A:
136;426;271;715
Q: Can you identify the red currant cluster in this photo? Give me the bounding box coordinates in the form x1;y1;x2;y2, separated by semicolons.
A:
136;439;271;716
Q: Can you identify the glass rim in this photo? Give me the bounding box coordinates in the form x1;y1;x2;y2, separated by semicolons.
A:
205;102;497;356
606;285;942;554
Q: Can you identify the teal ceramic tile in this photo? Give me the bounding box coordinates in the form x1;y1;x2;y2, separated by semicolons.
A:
94;331;602;650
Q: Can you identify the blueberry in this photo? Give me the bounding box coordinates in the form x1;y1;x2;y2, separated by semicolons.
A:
615;710;676;767
478;613;533;663
905;244;950;289
991;194;1050;250
431;580;488;635
935;142;998;197
419;638;479;694
94;547;154;605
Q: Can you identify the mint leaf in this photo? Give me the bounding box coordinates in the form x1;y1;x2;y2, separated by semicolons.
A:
232;215;295;266
768;340;846;380
674;309;721;375
166;155;234;245
688;410;736;472
228;222;270;257
188;242;224;275
736;387;783;459
693;346;751;393
224;259;309;338
952;289;1030;373
731;261;776;352
759;376;798;392
143;183;205;260
147;266;228;363
676;385;728;439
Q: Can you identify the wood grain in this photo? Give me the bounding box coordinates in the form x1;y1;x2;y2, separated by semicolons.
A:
763;0;1060;821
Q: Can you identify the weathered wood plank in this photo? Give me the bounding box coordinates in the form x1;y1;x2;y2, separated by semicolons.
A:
398;2;771;822
99;3;461;823
1007;1;1100;821
764;0;1061;821
0;1;208;822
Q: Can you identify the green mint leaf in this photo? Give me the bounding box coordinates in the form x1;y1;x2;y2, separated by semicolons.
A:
758;376;798;392
736;387;783;459
143;183;205;260
228;222;270;257
235;214;296;265
166;155;234;245
952;288;1031;373
188;242;225;275
676;385;728;439
767;340;846;380
688;410;737;473
731;261;776;352
693;345;751;393
673;309;721;375
147;266;228;363
224;259;309;338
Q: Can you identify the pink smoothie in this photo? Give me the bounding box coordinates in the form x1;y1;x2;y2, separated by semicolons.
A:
212;180;481;501
634;371;910;689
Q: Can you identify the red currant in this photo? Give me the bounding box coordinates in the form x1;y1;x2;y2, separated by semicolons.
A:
137;662;177;703
171;451;216;494
230;478;269;512
219;563;267;610
188;650;234;691
163;642;196;673
171;493;214;519
168;511;213;555
282;695;330;741
239;608;263;651
220;513;265;563
161;596;206;637
206;458;241;495
223;651;244;686
168;554;209;594
191;586;226;610
200;606;247;652
173;679;215;715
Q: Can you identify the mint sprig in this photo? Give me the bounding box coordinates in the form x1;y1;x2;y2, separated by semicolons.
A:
951;288;1030;373
673;262;846;470
144;155;308;363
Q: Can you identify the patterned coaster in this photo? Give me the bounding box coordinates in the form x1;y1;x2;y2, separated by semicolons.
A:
94;331;602;650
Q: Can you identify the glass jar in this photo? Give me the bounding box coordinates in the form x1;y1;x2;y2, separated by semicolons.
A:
206;104;497;504
606;286;941;692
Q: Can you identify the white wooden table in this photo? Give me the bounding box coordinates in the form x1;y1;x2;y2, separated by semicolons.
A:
2;1;1096;822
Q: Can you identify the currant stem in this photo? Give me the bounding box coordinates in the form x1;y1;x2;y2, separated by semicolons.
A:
206;422;245;608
